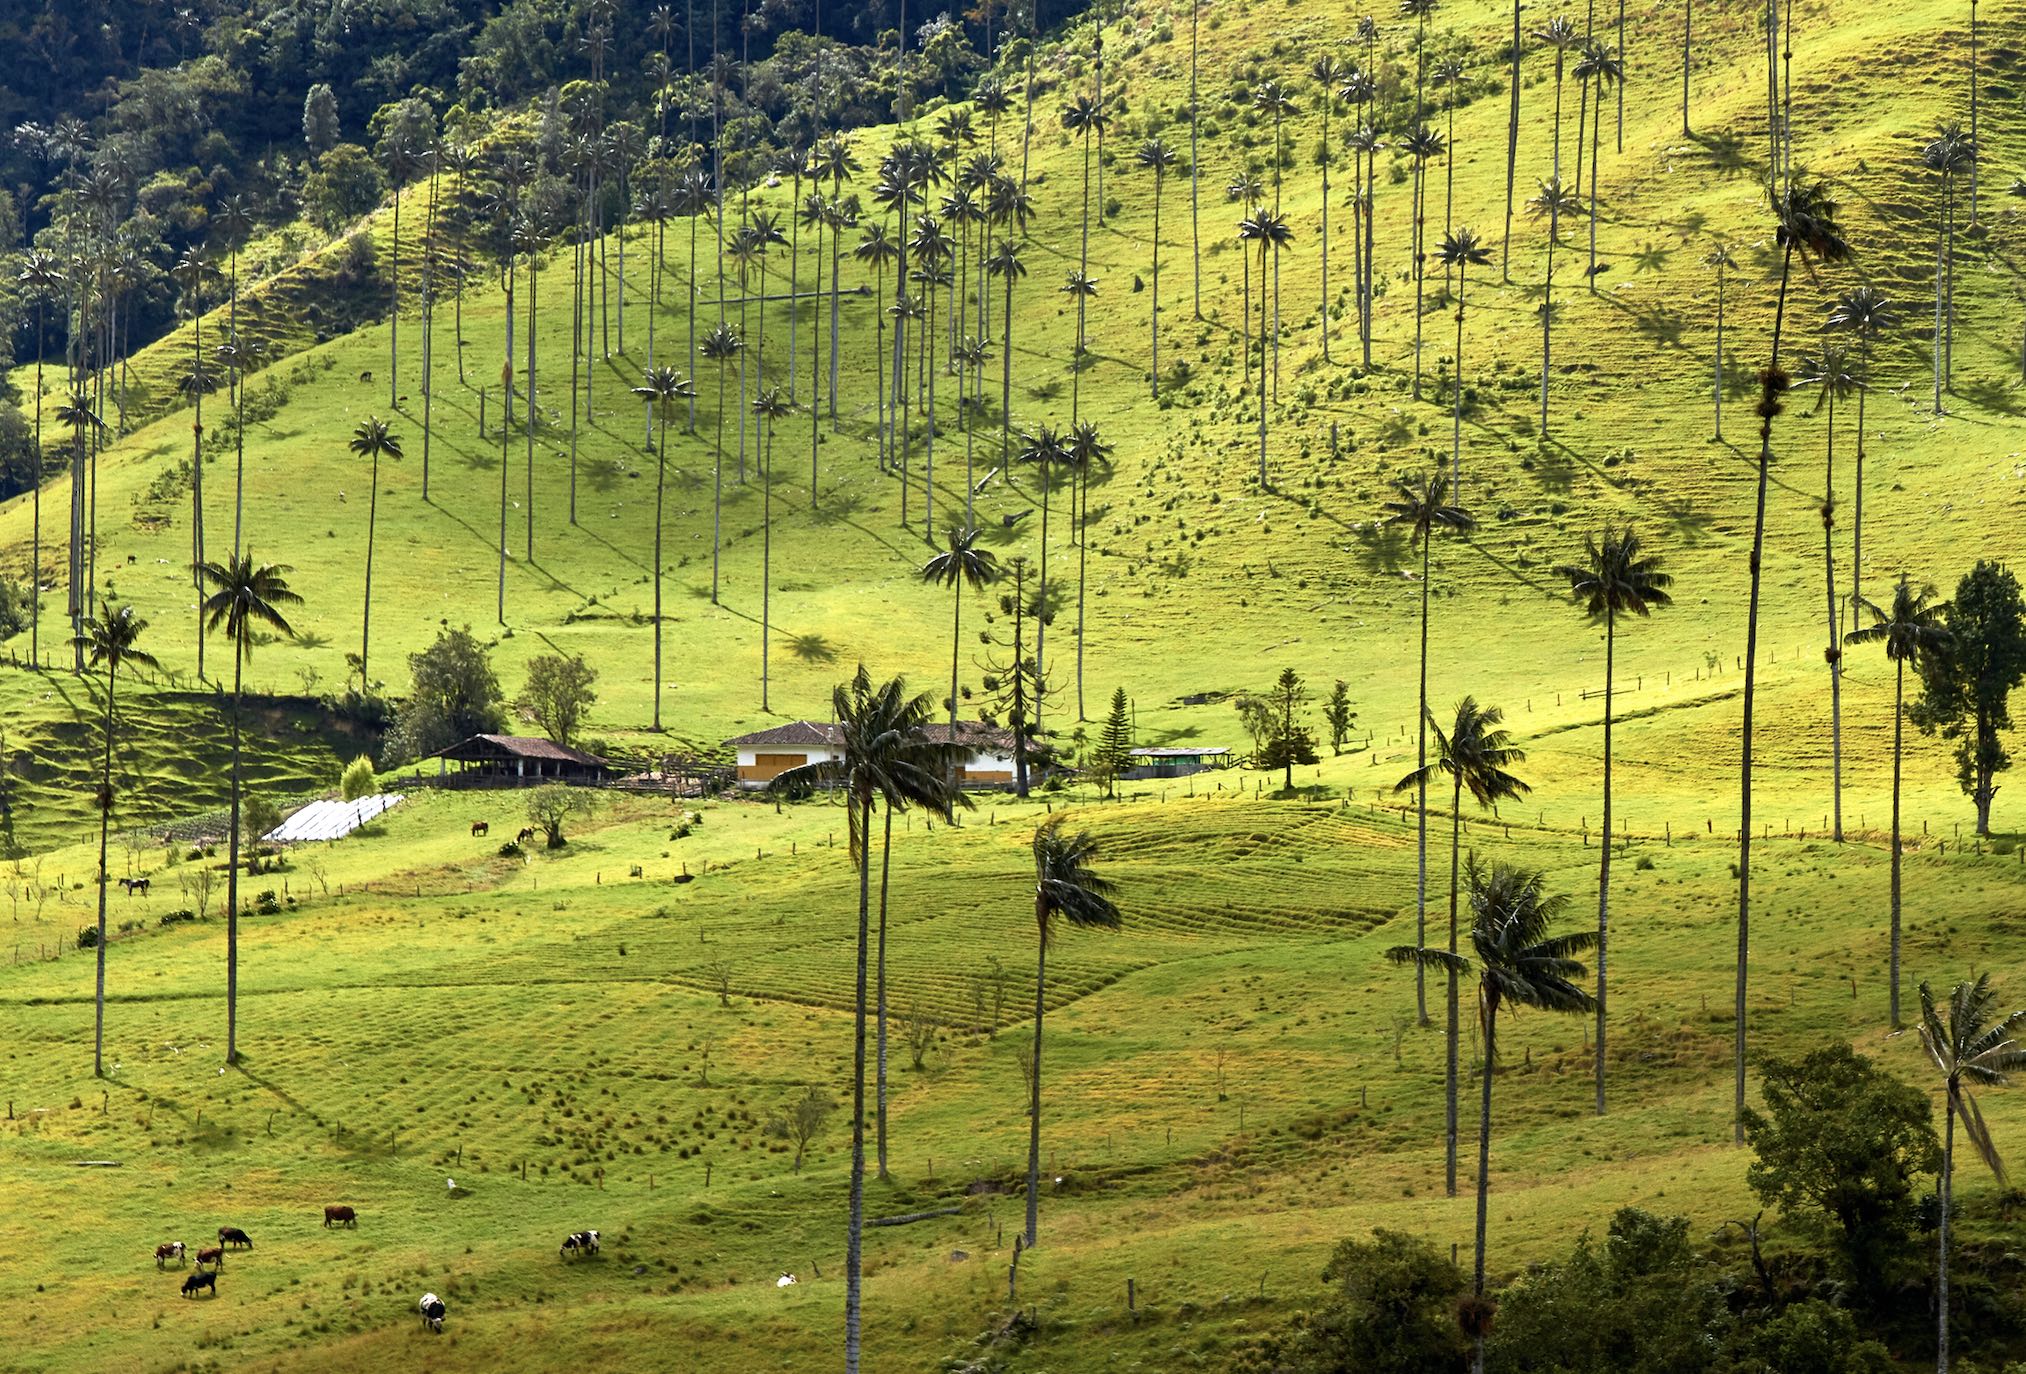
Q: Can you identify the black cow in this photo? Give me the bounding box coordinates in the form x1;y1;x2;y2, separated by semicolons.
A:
559;1229;600;1259
217;1226;252;1249
119;877;150;896
181;1270;217;1298
418;1292;446;1333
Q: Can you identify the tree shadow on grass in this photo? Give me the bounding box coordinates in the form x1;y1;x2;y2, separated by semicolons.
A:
785;633;839;664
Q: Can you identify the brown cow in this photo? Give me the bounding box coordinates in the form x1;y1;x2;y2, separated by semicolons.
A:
217;1226;252;1249
154;1241;186;1268
516;827;536;845
194;1246;224;1269
323;1204;356;1228
471;821;490;837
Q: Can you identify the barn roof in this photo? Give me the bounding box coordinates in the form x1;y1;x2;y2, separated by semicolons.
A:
428;734;610;767
723;721;1016;752
1130;746;1232;759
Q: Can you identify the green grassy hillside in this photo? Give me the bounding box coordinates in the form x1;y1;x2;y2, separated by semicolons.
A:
2;0;2025;1366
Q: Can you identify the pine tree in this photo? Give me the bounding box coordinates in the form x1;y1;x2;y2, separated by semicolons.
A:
1091;687;1136;796
1324;679;1358;754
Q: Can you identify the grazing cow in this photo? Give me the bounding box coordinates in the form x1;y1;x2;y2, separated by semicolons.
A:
418;1292;446;1333
471;821;489;837
323;1205;356;1228
154;1241;186;1268
194;1247;224;1269
119;877;151;896
181;1270;216;1298
559;1229;601;1259
217;1226;252;1250
515;827;536;845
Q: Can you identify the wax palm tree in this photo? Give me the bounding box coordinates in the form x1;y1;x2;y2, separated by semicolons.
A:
1846;578;1950;1025
1537;18;1579;183
755;385;792;711
921;527;1000;789
1189;0;1203;317
1388;860;1594;1374
1060;268;1100;421
1437;229;1491;495
1380;474;1476;1037
1401;0;1440;123
1825;285;1898;608
768;670;964;1372
632;366;698;730
1554;529;1670;1113
1500;6;1525;279
1705;244;1738;441
1342;109;1382;368
1915;974;2026;1374
1018;425;1072;696
54;390;104;666
346;417;402;686
1311;57;1347;358
212;333;261;556
1797;345;1861;841
857;222;901;478
1062;95;1108;391
1135;138;1180;396
1237;206;1294;485
1026;818;1122;1245
701;321;742;604
1922;125;1973;416
1402;126;1445;400
1526;177;1581;439
195;554;301;1066
17;248;63;660
1737;181;1851;1142
1396;697;1529;1198
1253;80;1298;394
1226;173;1265;392
1067;420;1113;720
78;601;158;1076
1574;42;1622;290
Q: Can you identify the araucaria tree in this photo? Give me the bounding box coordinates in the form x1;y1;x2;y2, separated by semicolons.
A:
1396;697;1530;1198
1260;667;1319;792
195;555;302;1066
1846;576;1950;1025
1736;181;1849;1144
1915;974;2026;1374
1388;860;1594;1374
1383;473;1477;1029
1025;819;1122;1246
1555;528;1670;1113
80;602;158;1077
1912;560;2026;837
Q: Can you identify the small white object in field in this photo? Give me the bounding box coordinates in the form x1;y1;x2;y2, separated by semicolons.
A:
776;1273;797;1288
447;1178;456;1191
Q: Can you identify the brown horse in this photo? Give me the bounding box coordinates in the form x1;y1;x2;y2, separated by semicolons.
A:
471;821;490;837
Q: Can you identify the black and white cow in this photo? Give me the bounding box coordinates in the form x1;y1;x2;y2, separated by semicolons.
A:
418;1292;446;1333
559;1229;601;1259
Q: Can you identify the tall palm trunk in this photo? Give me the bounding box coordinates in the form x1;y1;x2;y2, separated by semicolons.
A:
1938;1093;1956;1374
1502;1;1521;281
1150;168;1164;395
1257;242;1270;483
1738;241;1798;1144
1451;265;1468;493
1445;770;1462;1198
1415;537;1432;1027
843;787;872;1374
1024;916;1049;1246
192;300;206;679
497;260;515;624
1189;0;1201;318
225;648;244;1065
526;246;538;562
653;404;668;730
92;654;118;1076
1852;338;1868;606
1411;154;1427;400
1472;988;1502;1374
1890;656;1905;1025
1713;259;1726;440
713;364;725;603
30;311;43;662
1541;197;1558;437
1681;0;1693;136
1596;617;1614;1112
762;412;772;709
876;804;895;1179
389;185;400;408
1822;392;1843;841
362;451;380;681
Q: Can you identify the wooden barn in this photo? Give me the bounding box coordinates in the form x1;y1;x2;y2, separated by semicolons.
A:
724;721;1020;788
424;734;612;786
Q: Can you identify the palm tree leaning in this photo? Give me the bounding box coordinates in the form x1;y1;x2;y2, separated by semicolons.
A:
1737;182;1851;1143
922;527;1001;795
1396;696;1530;1198
1026;818;1122;1246
346;417;402;686
1555;528;1670;1113
1382;473;1477;1030
195;554;301;1067
1134;138;1179;397
1437;228;1491;495
1846;577;1950;1026
631;366;698;731
80;601;159;1077
769;670;964;1374
1389;860;1595;1374
1916;975;2026;1374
